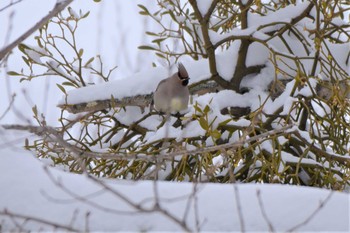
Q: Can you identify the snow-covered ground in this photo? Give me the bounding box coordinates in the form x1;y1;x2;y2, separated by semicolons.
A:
0;138;349;232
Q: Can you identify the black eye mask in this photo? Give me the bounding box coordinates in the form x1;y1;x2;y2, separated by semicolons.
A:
181;78;189;86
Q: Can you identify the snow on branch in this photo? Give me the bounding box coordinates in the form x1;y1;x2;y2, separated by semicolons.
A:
58;80;220;114
211;2;314;47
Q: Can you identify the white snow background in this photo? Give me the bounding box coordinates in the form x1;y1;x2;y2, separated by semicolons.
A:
0;0;349;232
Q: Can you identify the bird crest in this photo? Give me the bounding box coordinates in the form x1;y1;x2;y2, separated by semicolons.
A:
177;62;189;80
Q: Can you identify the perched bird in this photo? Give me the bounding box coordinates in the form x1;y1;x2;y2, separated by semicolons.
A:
153;63;190;113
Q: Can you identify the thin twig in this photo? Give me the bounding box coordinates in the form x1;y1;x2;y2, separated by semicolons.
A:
0;0;74;60
0;209;79;232
87;175;193;232
0;124;298;162
287;191;334;232
233;185;245;233
42;166;138;215
0;0;23;12
0;94;16;120
256;189;275;232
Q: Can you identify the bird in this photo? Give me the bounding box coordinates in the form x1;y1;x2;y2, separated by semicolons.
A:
153;63;190;113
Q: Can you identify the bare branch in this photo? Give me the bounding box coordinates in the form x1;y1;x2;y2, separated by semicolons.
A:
287;191;334;232
233;185;245;232
0;0;74;60
256;189;275;232
0;209;79;232
188;0;231;89
0;123;294;160
0;0;23;12
0;93;16;120
87;175;193;232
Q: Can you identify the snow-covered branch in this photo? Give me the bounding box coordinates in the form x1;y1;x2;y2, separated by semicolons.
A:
59;81;221;113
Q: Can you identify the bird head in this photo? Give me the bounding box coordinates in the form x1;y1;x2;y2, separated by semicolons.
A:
177;62;190;86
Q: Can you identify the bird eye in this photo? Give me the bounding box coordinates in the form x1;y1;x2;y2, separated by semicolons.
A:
182;79;189;86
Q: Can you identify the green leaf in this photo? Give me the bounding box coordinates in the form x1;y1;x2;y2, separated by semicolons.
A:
24;138;29;150
7;71;21;76
152;38;166;44
82;11;90;18
110;95;116;108
32;105;38;116
36;37;43;48
84;57;94;67
62;82;76;87
138;4;149;15
137;4;149;13
93;0;101;2
168;11;177;21
18;43;30;53
138;45;157;51
156;52;166;59
153;10;161;16
203;105;210;114
199;117;209;130
193;103;202;114
56;83;66;94
22;56;30;66
218;118;232;127
210;130;221;140
78;48;84;58
146;31;158;36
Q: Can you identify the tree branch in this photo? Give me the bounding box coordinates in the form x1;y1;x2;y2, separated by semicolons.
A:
1;124;296;161
0;209;79;232
57;76;348;115
4;123;350;166
0;0;23;12
264;2;314;38
58;80;221;113
0;0;74;61
188;0;232;89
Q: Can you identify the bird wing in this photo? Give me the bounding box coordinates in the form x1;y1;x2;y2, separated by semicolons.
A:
155;79;168;91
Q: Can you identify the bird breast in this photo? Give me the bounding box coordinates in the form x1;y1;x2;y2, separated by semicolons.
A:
154;76;189;112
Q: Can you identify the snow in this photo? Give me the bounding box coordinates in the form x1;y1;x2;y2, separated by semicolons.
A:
60;67;168;105
215;42;240;81
281;151;321;166
210;2;312;44
0;145;349;232
246;42;270;67
196;0;212;17
24;46;48;64
248;2;311;30
68;6;79;19
59;60;211;105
